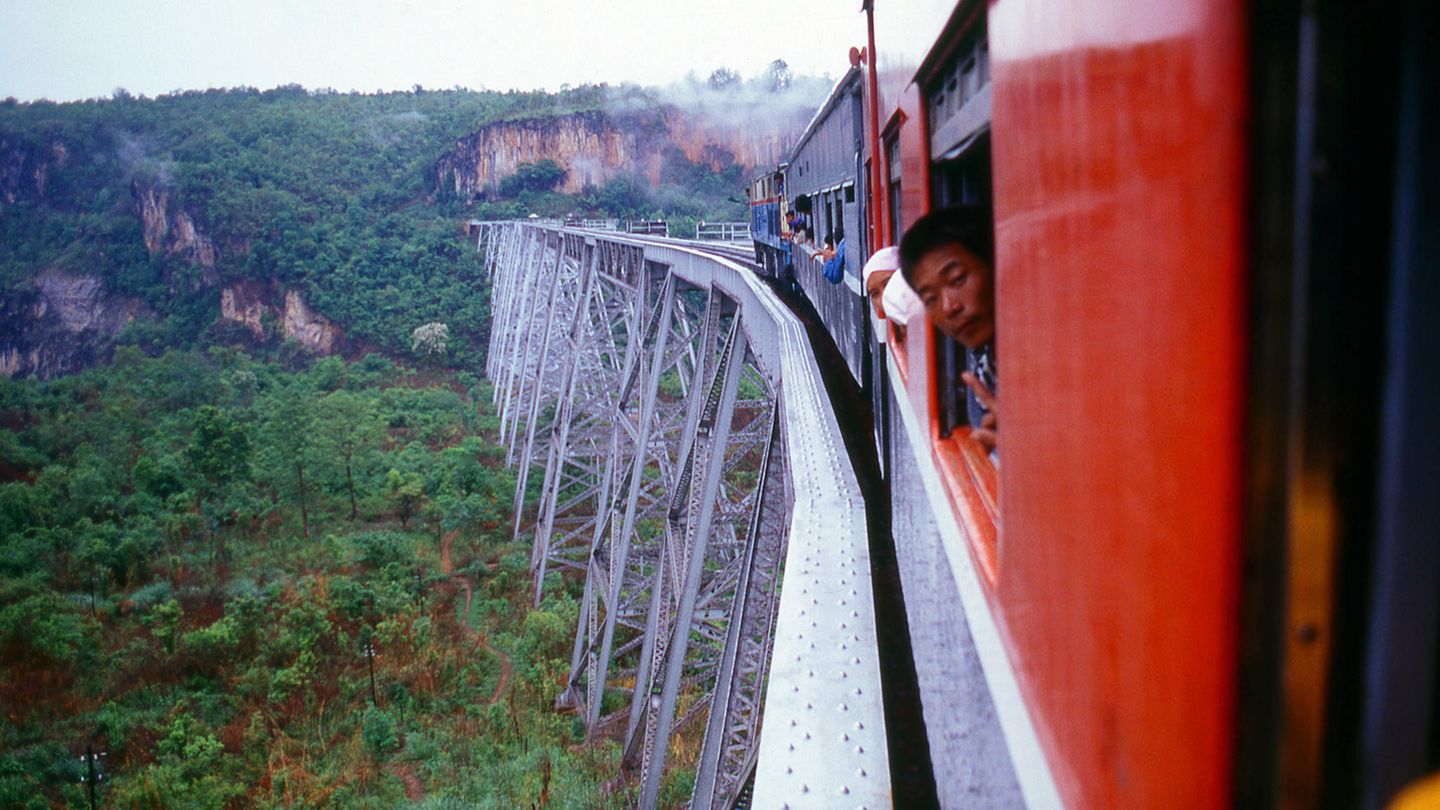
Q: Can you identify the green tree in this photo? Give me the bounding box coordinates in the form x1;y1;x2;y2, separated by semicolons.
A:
258;385;316;537
384;468;425;527
186;405;252;544
708;67;741;90
318;390;383;520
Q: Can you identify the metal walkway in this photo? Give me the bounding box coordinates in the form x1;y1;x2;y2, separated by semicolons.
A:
479;222;890;809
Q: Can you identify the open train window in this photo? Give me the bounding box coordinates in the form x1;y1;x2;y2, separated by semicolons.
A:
918;6;999;580
886;135;903;244
927;18;994;444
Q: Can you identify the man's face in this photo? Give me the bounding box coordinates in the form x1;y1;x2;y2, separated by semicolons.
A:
909;242;994;348
866;269;895;318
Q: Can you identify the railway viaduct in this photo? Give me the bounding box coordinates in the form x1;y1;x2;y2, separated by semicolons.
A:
479;221;890;808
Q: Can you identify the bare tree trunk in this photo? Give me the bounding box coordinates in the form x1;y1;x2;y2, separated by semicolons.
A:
346;458;358;520
296;462;310;538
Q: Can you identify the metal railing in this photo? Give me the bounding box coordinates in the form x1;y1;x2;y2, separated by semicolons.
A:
563;216;620;230
695;221;752;242
624;219;669;237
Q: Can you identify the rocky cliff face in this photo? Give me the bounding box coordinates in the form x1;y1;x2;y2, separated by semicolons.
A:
435;102;813;198
0;269;149;379
0;134;67;211
220;279;344;354
437;110;663;196
132;180;220;277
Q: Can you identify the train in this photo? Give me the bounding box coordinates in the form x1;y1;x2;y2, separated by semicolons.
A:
748;0;1438;807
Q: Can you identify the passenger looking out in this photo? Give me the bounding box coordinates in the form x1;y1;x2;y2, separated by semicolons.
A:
899;206;998;453
821;229;846;284
790;197;812;245
818;232;837;261
862;246;901;319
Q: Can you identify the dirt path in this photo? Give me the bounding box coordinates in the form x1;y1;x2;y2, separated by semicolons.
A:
386;763;424;801
440;531;513;708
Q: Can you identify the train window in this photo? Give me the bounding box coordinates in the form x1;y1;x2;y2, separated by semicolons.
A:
911;9;1001;579
845;184;856;204
925;6;995;448
826;191;837;244
886;136;903;242
928;16;990;164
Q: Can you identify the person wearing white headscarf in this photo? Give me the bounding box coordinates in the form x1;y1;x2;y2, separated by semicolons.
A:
881;271;924;328
862;246;900;319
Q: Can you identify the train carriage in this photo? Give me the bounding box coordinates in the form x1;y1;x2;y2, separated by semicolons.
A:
747;166;789;277
750;67;873;382
755;0;1438;807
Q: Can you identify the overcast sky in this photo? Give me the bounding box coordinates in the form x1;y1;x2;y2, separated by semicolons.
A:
0;0;864;102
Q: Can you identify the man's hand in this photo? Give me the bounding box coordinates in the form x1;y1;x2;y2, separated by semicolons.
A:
961;371;998;454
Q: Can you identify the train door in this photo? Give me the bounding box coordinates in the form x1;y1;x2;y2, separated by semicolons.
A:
1239;1;1440;807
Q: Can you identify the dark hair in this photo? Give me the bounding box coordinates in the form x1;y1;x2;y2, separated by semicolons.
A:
898;205;995;284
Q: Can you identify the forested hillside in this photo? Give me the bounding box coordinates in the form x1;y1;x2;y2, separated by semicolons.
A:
1;77;815;379
0;71;821;807
0;349;689;807
2;87;521;373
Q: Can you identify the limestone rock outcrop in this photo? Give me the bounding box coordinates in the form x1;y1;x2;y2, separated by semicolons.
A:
435;103;812;200
132;181;219;271
220;279;343;354
0;269;149;379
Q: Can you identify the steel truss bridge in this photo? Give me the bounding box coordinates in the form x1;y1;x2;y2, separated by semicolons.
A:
479;222;890;808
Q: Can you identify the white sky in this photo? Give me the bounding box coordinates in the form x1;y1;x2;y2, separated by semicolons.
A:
0;0;865;102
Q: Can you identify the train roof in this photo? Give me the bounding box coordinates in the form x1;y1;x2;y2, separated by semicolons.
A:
749;163;789;185
786;66;863;166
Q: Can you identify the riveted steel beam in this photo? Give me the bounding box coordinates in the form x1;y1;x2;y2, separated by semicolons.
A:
692;403;787;809
636;316;750;808
526;241;648;596
513;233;589;544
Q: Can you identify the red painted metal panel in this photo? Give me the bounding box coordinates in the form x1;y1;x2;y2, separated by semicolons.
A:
987;0;1248;806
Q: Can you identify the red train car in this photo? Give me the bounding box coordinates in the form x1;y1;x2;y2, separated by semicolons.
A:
858;0;1438;807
